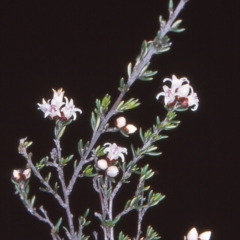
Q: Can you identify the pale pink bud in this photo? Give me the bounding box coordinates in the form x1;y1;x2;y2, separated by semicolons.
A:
123;124;137;134
115;117;126;128
106;166;119;177
97;159;108;170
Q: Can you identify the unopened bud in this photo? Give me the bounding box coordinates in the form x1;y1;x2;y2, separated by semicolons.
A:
115;117;126;128
12;168;31;181
13;170;21;180
106;166;119;177
123;124;137;134
97;159;108;170
23;168;31;180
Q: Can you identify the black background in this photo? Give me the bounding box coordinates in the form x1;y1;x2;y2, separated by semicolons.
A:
1;0;239;239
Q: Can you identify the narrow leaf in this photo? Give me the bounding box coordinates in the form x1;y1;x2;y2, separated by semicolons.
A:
127;62;132;77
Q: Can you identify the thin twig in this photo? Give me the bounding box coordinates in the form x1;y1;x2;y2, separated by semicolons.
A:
20;148;65;207
54;139;76;240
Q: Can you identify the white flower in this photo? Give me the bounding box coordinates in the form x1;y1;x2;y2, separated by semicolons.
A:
38;88;82;120
106;166;119;177
97;159;108;170
123;124;137;134
61;97;82;120
38;88;65;119
115;117;126;128
103;143;127;162
156;75;199;111
184;227;211;240
13;168;31;181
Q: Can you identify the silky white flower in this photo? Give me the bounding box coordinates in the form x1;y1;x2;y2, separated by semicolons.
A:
97;159;108;170
156;75;199;111
106;166;119;177
38;88;82;120
38;88;65;119
115;117;126;128
184;227;211;240
103;143;127;162
61;97;82;120
38;98;62;118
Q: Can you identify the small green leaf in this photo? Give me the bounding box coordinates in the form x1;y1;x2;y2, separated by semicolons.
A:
54;217;62;234
124;200;131;210
118;232;130;240
171;28;185;33
119;77;125;87
54;182;59;192
139;128;145;143
127;62;132;77
159;15;162;23
94;117;101;131
145;170;154;179
62;119;72;126
78;139;83;155
138;76;153;81
25;183;30;196
164;125;177;130
144;152;162;156
156;116;161;125
131;144;136;158
139;63;150;76
146;225;161;239
157;47;170;53
169;0;173;10
83;209;90;218
74;160;77;170
30;195;36;207
24;141;33;148
39;187;49;193
57;126;66;139
141;40;148;57
143;70;158;77
120;129;129;138
63;226;71;240
45;172;51;182
171;19;183;28
91;112;96;130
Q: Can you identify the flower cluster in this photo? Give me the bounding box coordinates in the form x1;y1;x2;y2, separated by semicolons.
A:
156;75;199;111
97;143;127;177
184;227;211;240
115;116;137;134
37;88;82;121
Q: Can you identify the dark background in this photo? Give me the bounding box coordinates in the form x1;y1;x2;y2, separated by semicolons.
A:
1;0;239;239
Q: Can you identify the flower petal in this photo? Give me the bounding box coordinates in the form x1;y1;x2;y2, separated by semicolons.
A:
198;231;211;240
186;228;198;240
